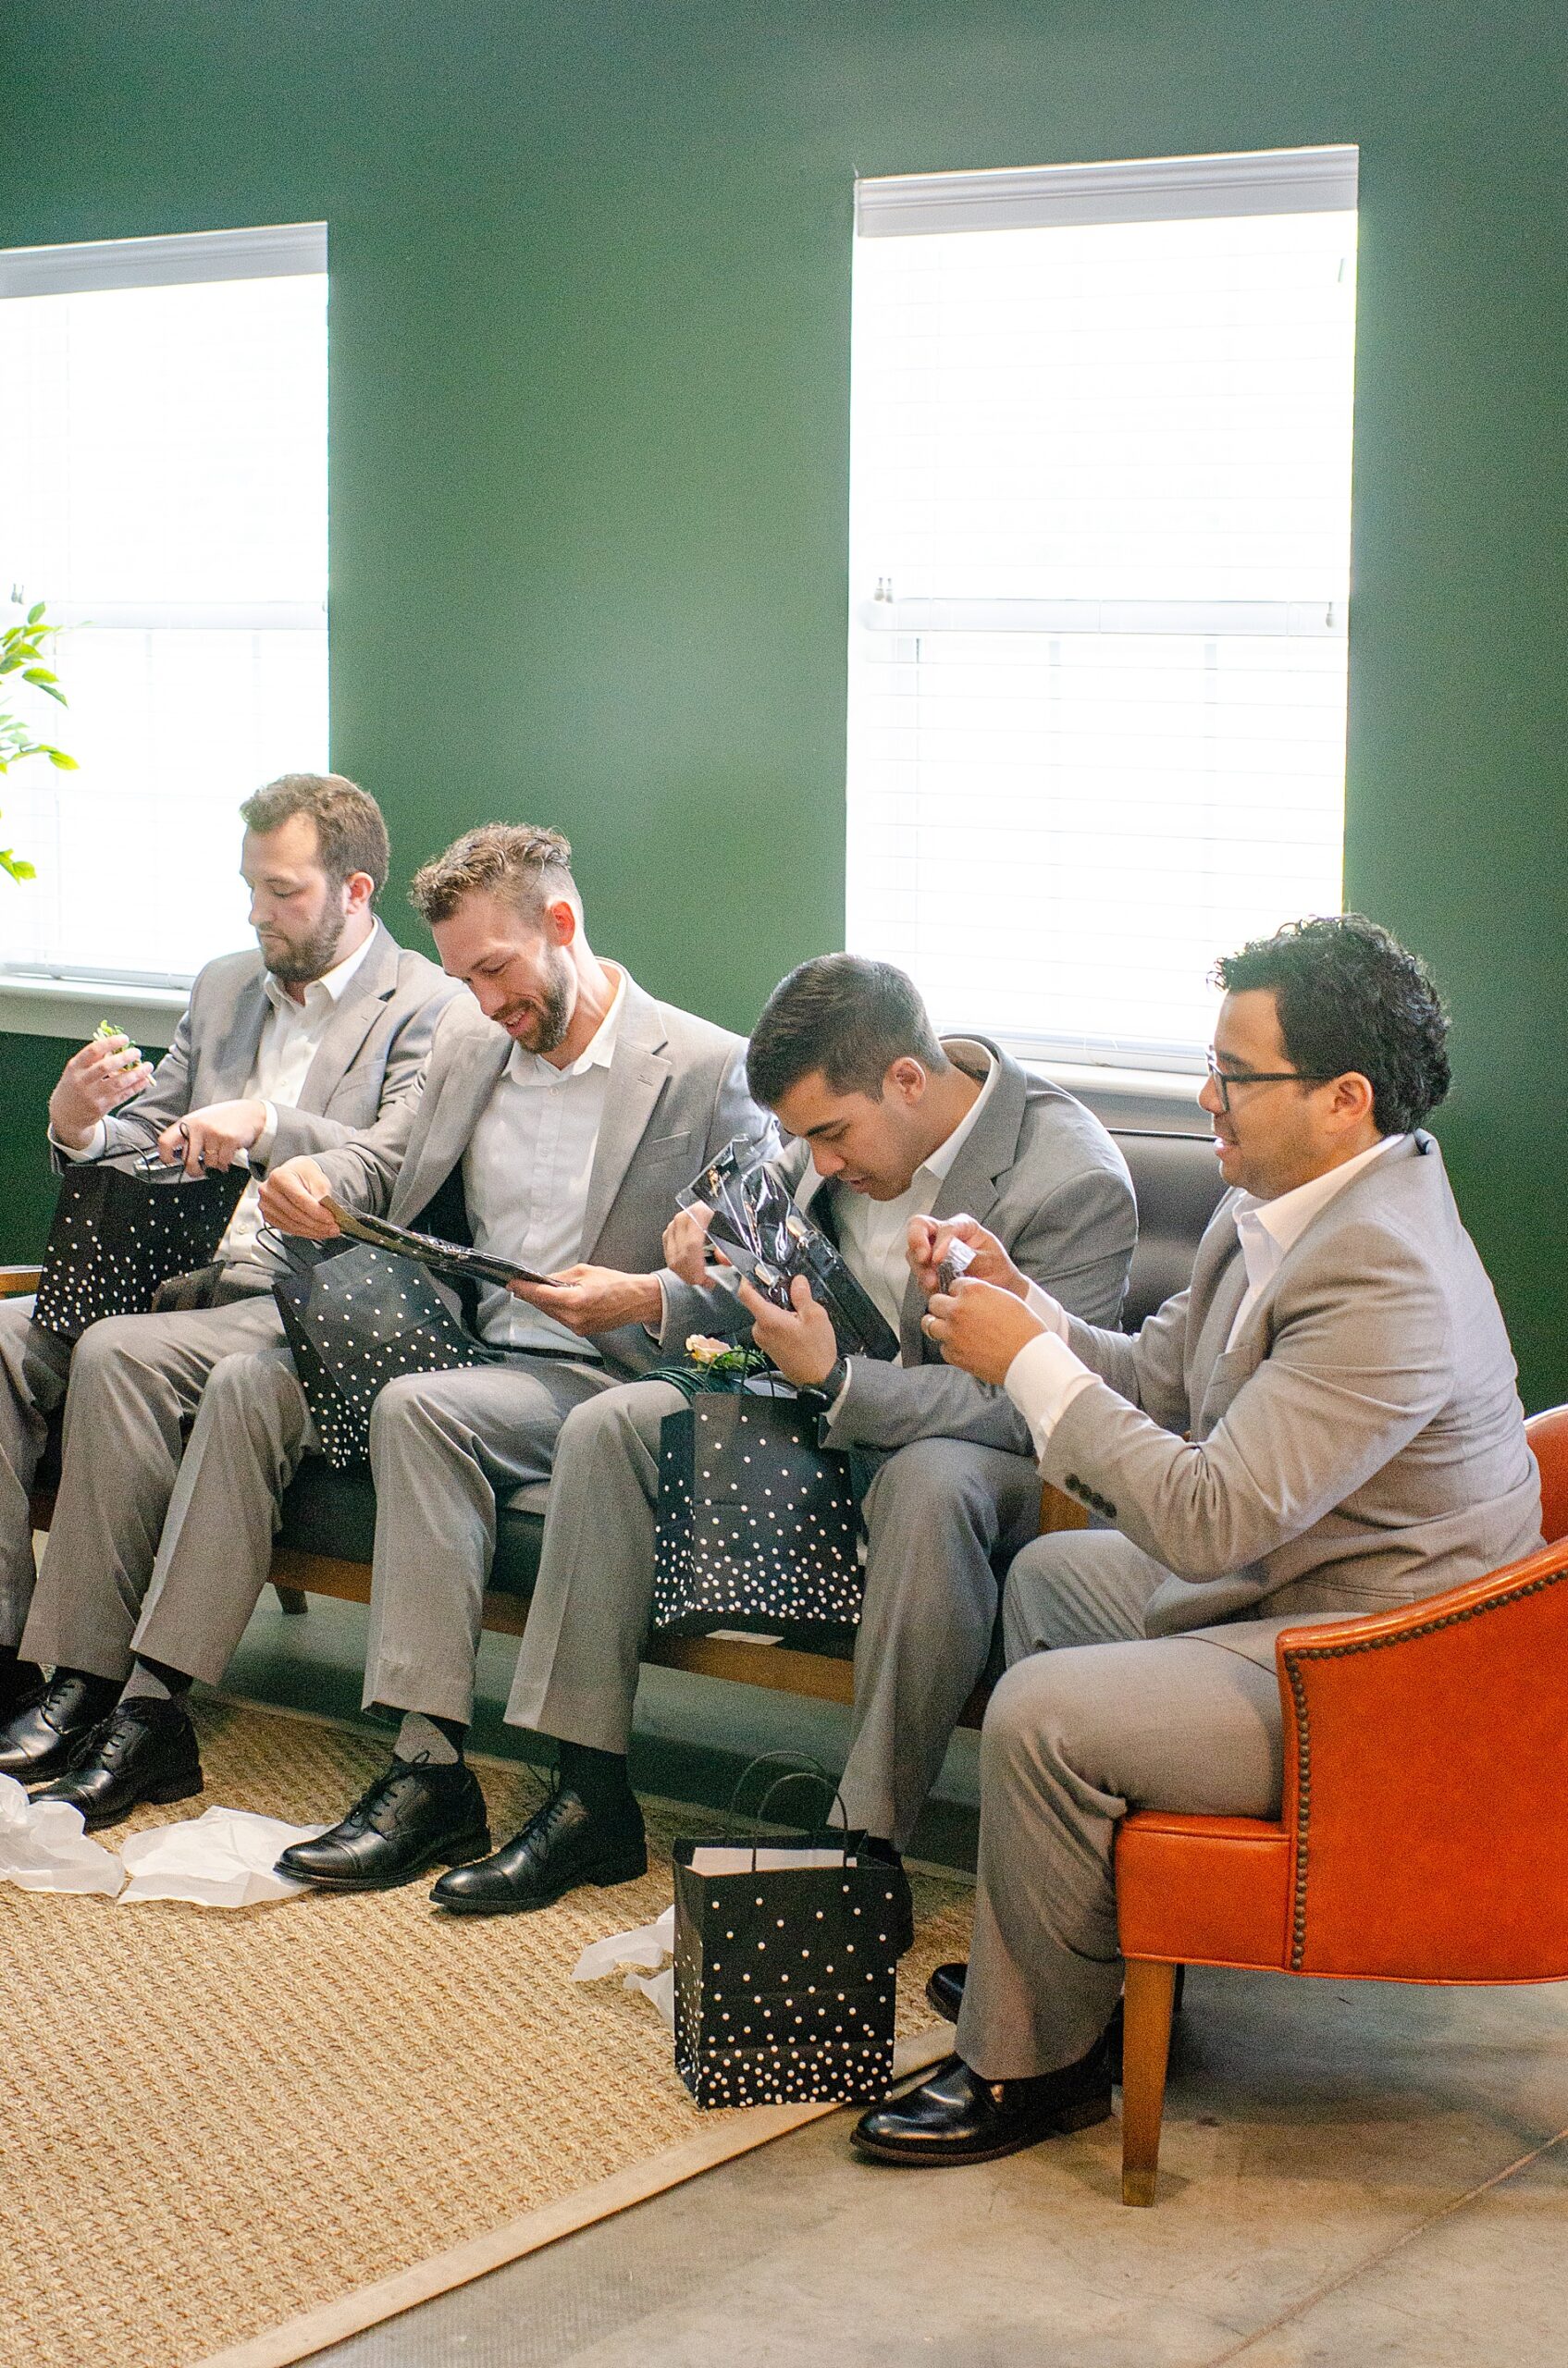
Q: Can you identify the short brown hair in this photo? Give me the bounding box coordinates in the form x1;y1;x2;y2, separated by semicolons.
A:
409;823;578;927
240;772;390;897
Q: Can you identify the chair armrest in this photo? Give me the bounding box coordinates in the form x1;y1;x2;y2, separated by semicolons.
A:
0;1266;42;1299
1275;1540;1568;1982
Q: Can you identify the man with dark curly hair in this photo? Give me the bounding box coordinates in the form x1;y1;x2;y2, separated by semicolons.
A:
854;913;1543;2168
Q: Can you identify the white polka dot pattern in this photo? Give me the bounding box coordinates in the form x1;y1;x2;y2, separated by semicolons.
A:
33;1161;251;1343
672;1836;907;2106
272;1242;497;1469
652;1394;862;1637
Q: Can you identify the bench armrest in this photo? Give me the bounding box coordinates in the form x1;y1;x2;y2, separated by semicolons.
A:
0;1266;42;1299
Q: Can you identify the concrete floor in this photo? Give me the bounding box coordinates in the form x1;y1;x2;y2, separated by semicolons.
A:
223;1594;1568;2368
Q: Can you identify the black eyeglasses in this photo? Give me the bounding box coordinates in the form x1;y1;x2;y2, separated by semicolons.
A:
1204;1052;1339;1114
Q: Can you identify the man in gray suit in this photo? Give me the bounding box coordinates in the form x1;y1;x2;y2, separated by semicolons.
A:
428;954;1136;1918
853;916;1543;2166
0;773;453;1770
37;822;766;1854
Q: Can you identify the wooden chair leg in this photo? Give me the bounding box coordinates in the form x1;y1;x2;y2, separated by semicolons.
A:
1120;1957;1177;2206
274;1585;309;1617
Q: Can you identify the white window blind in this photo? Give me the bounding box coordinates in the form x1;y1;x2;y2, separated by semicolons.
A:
0;224;328;988
847;147;1358;1069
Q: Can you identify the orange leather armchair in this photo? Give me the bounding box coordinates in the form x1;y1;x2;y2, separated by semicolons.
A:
1114;1403;1568;2204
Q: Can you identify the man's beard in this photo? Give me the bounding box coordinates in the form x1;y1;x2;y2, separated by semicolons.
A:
259;907;348;986
506;946;574;1053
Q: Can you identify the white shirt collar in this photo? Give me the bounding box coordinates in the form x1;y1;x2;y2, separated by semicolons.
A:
1235;1132;1404;1272
507;963;625;1085
262;922;377;1015
919;1041;997;1186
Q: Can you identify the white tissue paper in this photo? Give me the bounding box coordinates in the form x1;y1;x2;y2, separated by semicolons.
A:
574;1904;677;2029
116;1806;329;1907
0;1771;125;1897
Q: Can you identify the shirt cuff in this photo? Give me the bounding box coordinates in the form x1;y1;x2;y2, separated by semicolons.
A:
644;1270;669;1342
252;1101;279;1164
826;1357;853;1424
1005;1328;1096;1461
1023;1277;1068;1338
48;1119;108;1164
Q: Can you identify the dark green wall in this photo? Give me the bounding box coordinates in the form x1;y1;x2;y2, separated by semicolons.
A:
2;1;1564;1405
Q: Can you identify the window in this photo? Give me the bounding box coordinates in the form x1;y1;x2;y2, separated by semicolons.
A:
0;223;328;987
846;147;1359;1069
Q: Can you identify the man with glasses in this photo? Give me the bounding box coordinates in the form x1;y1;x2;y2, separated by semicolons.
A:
852;913;1542;2166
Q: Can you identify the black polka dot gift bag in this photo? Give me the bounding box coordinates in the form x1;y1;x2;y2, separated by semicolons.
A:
652;1382;860;1638
32;1153;251;1343
267;1236;498;1471
673;1758;913;2108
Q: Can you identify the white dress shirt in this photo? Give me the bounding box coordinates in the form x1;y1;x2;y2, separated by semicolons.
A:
463;968;626;1353
1004;1131;1404;1462
55;929;377;1275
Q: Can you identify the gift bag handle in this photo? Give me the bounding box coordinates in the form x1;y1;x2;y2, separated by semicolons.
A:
727;1747;837;1824
747;1770;852;1869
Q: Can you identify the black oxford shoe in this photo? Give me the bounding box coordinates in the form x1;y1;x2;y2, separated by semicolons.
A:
430;1786;646;1915
36;1699;204;1830
0;1670;120;1782
926;1961;1134;2078
276;1758;491;1892
851;2043;1113;2166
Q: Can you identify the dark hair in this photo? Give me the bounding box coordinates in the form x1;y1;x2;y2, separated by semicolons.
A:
239;772;389;898
1212;914;1451;1133
409;823;577;926
747;955;948;1108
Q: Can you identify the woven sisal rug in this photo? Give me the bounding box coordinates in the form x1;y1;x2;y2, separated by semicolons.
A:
0;1697;970;2368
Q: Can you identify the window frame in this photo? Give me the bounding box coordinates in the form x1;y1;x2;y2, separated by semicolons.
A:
0;221;328;1015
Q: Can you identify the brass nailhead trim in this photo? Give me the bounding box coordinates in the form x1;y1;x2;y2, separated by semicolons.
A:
1282;1560;1568;1970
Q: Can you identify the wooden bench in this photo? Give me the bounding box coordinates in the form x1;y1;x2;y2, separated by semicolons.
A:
4;1123;1225;1722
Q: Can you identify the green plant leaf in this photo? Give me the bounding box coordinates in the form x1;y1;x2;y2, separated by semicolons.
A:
46;747;79;768
26;601;44;624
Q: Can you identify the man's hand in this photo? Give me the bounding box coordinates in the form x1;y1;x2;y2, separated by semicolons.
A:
154;1099;269;1175
921;1276;1045;1387
48;1034;155;1149
258;1156;341;1240
508;1266;663;1336
662;1202;722;1288
734;1274;839;1389
907;1213;1030;1301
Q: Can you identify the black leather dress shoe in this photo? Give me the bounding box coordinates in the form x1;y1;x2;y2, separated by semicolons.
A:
0;1670;120;1782
276;1758;491;1892
36;1699;204;1830
430;1785;646;1914
851;2043;1112;2166
925;1961;1130;2078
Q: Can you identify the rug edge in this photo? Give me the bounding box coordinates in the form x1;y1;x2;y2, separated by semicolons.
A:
193;2023;956;2368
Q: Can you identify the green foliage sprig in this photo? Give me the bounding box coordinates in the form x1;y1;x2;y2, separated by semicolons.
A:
1;598;77;882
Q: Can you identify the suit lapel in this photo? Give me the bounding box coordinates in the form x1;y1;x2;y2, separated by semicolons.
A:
296;924;401;1115
579;979;673;1260
213;964;269;1100
397;1022;511;1220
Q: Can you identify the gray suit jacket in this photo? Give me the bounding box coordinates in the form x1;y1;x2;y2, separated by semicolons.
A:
309;973;770;1380
71;921;457;1172
659;1038;1137;1456
1043;1132;1544;1650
